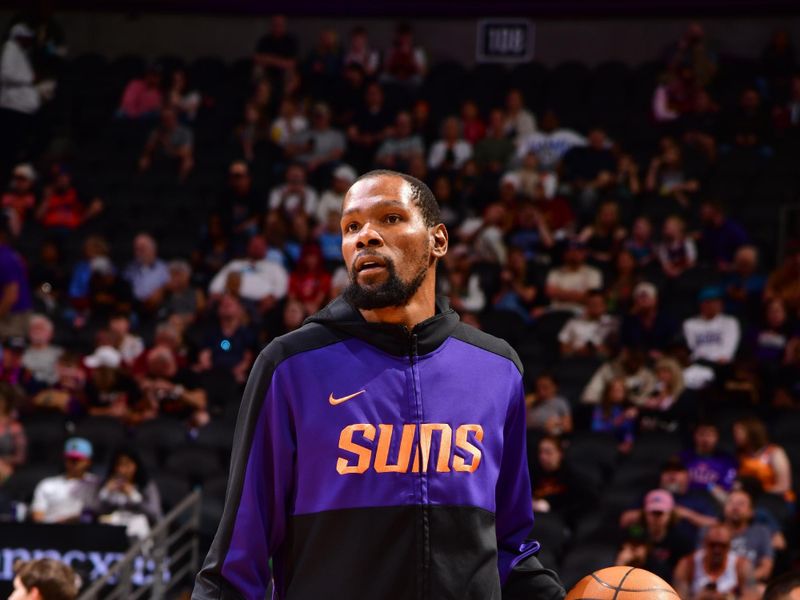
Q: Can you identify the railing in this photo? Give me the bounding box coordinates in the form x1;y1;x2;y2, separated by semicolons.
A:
77;490;201;600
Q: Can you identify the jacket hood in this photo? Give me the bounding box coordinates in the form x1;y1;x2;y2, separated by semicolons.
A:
304;295;460;356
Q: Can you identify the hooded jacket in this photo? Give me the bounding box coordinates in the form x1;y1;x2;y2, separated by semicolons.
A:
193;296;564;600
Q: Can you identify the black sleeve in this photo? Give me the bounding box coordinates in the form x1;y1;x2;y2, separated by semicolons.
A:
503;556;566;600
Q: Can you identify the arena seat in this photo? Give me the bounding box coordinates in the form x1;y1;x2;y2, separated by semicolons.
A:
626;432;682;465
558;543;619;589
530;512;570;560
134;418;190;470
164;445;225;487
1;464;61;504
564;432;619;476
23;414;68;465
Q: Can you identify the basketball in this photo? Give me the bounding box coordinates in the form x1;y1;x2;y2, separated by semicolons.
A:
566;566;679;599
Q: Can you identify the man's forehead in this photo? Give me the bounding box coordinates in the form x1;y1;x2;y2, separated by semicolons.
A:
343;176;414;213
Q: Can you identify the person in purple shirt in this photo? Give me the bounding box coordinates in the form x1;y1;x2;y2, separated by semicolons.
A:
698;199;749;272
680;420;738;495
0;216;32;339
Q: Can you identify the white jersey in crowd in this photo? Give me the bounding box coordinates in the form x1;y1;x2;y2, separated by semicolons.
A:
691;549;739;597
0;38;40;114
683;313;741;363
516;129;587;171
558;314;618;349
208;258;289;302
31;474;99;523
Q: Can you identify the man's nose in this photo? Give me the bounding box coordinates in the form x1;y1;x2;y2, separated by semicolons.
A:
355;223;383;249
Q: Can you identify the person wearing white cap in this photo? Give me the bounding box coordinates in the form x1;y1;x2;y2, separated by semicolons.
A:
1;163;37;236
315;163;357;225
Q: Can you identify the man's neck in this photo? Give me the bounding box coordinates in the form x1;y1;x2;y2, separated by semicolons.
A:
358;289;436;331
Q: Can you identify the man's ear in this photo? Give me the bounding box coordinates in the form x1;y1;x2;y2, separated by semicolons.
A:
431;223;448;259
30;587;43;600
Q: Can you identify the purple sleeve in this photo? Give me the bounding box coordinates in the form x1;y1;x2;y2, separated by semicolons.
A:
496;380;539;585
193;347;295;600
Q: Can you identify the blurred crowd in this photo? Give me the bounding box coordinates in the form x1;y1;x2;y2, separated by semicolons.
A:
0;11;799;598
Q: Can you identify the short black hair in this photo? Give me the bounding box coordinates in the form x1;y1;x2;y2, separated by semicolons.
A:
764;570;800;600
354;169;441;228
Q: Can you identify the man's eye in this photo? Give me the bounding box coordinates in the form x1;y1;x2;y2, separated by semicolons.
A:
385;215;401;224
346;222;359;233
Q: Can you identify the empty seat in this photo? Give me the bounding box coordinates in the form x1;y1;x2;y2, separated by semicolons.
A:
2;465;60;503
627;432;683;465
559;543;619;590
565;432;619;475
134;418;189;470
164;445;224;486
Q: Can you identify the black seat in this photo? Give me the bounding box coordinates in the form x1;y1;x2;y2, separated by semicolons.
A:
559;543;619;590
564;432;619;476
164;445;224;487
627;432;682;466
152;471;192;514
22;415;68;464
134;418;189;470
73;416;129;466
1;465;61;503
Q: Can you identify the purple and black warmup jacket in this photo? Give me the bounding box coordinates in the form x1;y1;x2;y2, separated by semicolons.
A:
193;296;564;600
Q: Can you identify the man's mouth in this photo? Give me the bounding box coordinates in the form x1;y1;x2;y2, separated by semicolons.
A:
355;256;388;273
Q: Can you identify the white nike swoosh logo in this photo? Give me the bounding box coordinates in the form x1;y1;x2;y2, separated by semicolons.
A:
329;389;366;406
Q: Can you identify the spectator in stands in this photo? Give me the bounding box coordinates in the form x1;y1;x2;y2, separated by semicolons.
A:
0;384;26;483
375;111;425;172
195;294;256;385
638;357;694;433
269;164;319;218
117;63;163;120
680;421;738;494
531;435;595;526
606;250;640;314
285;103;346;178
382;23;426;87
724;87;772;153
343;26;379;77
1;336;27;391
21;314;61;387
525;373;572;436
35;164;102;233
136;344;208;427
673;524;755;600
578;200;627;273
31;352;85;415
545;241;603;313
563;127;616;210
253;15;298;82
773;73;800;133
516;109;586;172
304;28;341;99
716;490;775;584
658;215;696;279
428;115;473;173
0;24;40;171
748;298;793;372
270;97;308;149
510;152;557;201
623;217;656;269
683;286;741;365
288;244;331;315
614;153;643;202
108;313;144;367
86;257;134;324
558;289;617;358
166;68;201;122
30;437;98;523
447;103;479;151
591;377;637;452
97;447;162;540
502;89;536;145
764;244;800;313
68;235;109;312
492;246;540;322
216;161;262;249
163;260;204;327
582;347;656;406
28;240;69;315
2;163;37;236
645;139;700;210
124;233;170;315
474;108;516;175
208;234;289;312
0;215;32;339
83;344;137;419
444;250;485;319
138;106;194;181
733;417;794;504
9;558;79;600
697;200;749;272
236;102;269;164
666;22;718;87
316;163;355;225
723;245;766;321
633;489;696;582
347;82;393;170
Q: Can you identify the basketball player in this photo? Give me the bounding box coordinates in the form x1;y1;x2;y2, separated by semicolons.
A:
193;170;565;599
8;559;79;600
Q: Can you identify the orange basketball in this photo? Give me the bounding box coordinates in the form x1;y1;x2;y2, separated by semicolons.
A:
566;566;679;600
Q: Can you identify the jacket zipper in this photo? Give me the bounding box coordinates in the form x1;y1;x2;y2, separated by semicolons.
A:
408;332;429;600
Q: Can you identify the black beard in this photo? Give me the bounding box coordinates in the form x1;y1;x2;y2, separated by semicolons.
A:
343;255;428;310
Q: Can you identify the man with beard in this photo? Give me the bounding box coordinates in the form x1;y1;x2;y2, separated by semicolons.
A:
193;170;565;599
